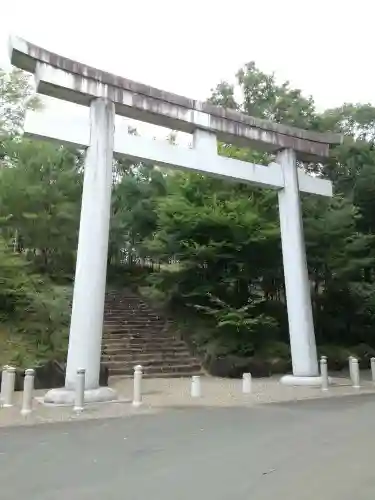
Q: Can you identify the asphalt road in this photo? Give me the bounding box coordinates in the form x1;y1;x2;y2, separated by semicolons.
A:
1;395;375;500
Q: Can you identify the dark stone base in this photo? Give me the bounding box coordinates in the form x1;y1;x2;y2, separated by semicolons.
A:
0;361;109;391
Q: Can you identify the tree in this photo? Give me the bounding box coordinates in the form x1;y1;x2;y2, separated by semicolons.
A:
0;139;83;278
109;164;167;268
136;59;375;362
0;68;40;135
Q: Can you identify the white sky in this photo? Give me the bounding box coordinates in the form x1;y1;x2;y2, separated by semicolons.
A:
1;0;374;139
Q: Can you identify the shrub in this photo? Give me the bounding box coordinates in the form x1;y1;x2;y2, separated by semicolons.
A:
0;238;70;365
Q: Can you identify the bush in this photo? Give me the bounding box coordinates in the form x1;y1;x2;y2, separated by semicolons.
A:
0;238;71;364
0;361;109;391
350;343;375;369
258;341;290;359
204;354;291;378
318;344;375;371
318;345;351;371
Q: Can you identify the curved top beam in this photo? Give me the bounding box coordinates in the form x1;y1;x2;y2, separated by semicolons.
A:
9;36;342;161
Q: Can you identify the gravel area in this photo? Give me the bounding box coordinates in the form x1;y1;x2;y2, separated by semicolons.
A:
0;371;374;427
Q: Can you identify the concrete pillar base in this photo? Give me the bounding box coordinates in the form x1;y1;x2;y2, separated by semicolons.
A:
43;386;117;406
280;375;323;387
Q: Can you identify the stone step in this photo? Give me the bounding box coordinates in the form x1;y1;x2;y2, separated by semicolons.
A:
103;326;165;332
104;315;161;321
105;304;152;309
102;341;187;350
104;306;157;312
102;352;195;362
104;344;187;350
102;289;201;377
102;347;190;356
104;324;165;331
105;303;147;306
102;337;186;345
104;317;163;323
105;308;158;312
104;359;201;368
107;363;202;376
111;372;202;379
102;330;178;338
102;333;180;341
103;326;165;333
102;344;189;352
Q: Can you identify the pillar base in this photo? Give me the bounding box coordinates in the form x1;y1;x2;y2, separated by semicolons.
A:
280;375;323;387
43;386;117;406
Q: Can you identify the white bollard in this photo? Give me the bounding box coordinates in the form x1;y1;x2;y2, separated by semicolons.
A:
0;365;9;406
3;366;16;407
191;375;201;398
242;373;252;394
320;357;329;391
73;368;85;412
349;356;354;383
132;365;143;407
371;357;375;384
351;358;360;389
21;369;35;416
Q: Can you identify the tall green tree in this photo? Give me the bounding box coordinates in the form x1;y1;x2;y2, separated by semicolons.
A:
0;139;83;278
0;68;40;136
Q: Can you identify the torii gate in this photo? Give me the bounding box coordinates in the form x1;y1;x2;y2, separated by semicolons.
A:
10;36;341;403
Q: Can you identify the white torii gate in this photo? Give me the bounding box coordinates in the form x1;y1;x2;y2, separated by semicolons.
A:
9;36;341;403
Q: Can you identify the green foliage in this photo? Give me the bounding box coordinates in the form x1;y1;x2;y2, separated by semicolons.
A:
138;61;375;358
0;139;83;278
109;164;166;266
0;68;41;135
193;293;277;356
0;237;70;366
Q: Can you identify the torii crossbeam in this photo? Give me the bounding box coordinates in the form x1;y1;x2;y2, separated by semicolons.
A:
9;36;342;403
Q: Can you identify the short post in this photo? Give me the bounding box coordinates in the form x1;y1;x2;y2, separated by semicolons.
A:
0;365;9;406
349;356;354;383
73;368;85;412
371;357;375;384
351;358;360;389
320;357;329;391
191;375;201;398
242;373;252;394
21;369;35;416
132;365;143;407
3;366;16;407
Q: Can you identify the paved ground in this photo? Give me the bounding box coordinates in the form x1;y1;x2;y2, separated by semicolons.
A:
1;372;375;427
1;393;375;499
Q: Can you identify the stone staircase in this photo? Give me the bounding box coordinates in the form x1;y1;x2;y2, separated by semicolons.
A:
101;289;202;377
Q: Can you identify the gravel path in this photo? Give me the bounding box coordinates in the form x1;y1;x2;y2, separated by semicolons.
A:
0;371;374;427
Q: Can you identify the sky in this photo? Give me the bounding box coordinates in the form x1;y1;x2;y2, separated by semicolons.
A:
1;0;375;138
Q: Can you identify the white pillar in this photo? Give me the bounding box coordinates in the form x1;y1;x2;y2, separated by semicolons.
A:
66;97;115;390
0;365;9;406
73;368;85;412
3;366;15;407
132;365;143;407
320;357;328;391
349;356;354;383
191;376;201;398
351;358;360;389
277;149;319;386
371;357;375;384
242;373;252;394
44;98;117;404
21;369;35;416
